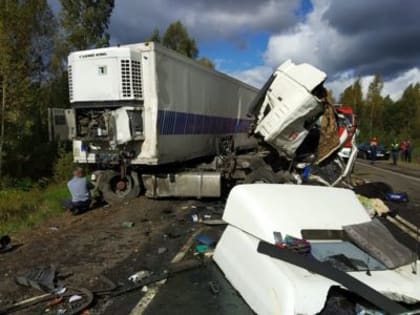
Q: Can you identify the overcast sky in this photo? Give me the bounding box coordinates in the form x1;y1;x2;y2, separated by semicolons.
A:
51;0;420;100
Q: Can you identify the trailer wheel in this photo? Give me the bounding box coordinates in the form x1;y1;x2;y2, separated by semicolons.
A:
98;170;141;203
244;167;278;184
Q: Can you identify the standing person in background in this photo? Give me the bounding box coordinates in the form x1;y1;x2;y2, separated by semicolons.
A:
400;140;407;161
407;140;412;163
390;140;400;166
370;137;378;165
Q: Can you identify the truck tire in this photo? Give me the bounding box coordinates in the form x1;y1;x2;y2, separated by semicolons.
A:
97;170;141;203
244;167;278;184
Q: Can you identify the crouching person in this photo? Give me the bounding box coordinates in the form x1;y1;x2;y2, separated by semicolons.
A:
63;167;92;215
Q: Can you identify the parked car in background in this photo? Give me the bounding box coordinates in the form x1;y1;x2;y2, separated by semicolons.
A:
357;142;390;160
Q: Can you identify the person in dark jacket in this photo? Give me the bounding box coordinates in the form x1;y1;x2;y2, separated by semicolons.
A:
390;140;399;165
407;140;412;163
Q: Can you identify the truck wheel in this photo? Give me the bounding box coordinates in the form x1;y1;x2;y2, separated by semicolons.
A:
98;170;141;203
244;167;278;184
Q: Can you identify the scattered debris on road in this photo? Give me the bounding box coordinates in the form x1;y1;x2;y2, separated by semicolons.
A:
0;235;11;254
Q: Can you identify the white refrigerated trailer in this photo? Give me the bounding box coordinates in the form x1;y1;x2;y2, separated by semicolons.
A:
52;42;259;199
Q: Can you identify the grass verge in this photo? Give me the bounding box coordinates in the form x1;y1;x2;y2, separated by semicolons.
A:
0;183;70;235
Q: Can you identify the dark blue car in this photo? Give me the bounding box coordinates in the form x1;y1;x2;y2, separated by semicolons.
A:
357;143;390;160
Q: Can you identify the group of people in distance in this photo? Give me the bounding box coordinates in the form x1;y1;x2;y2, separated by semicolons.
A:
370;137;413;166
392;139;413;165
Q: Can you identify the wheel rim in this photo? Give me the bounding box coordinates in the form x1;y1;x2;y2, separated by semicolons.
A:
109;175;134;198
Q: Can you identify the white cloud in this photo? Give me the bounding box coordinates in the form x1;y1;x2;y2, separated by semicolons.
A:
325;72;374;101
110;0;299;44
383;68;420;100
263;0;350;73
230;65;273;88
326;68;420;101
233;0;420;101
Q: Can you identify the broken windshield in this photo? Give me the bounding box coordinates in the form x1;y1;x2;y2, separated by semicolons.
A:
310;241;387;272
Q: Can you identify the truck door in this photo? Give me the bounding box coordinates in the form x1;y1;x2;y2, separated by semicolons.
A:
48;108;76;141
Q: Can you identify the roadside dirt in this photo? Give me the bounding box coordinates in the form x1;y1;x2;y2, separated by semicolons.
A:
0;196;217;314
2;162;420;314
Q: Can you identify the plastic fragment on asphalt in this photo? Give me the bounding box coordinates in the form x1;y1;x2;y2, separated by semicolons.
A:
196;235;216;246
386;192;409;203
122;221;135;228
52;287;67;296
157;247;167;254
128;270;153;283
141;286;148;293
191;214;199;223
196;244;210;253
69;295;82;303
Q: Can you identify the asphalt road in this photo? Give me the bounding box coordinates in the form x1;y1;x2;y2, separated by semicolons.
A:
354;159;420;206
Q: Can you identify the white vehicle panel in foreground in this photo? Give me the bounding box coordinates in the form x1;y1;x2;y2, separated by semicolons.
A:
214;185;420;315
222;184;370;243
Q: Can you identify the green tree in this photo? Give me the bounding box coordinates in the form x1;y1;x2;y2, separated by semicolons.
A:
147;28;161;43
397;84;420;138
326;89;336;104
365;74;384;138
162;21;198;58
0;0;56;178
60;0;115;52
148;21;214;69
198;57;215;69
48;0;115;134
339;78;363;114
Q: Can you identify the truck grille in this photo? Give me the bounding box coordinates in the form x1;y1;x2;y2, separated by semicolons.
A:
68;65;73;101
132;60;143;98
121;59;143;99
121;59;132;98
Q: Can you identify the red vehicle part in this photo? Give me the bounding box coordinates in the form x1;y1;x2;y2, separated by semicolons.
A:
336;106;356;148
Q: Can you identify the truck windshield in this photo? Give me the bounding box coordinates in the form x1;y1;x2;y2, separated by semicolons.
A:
310;241;387;272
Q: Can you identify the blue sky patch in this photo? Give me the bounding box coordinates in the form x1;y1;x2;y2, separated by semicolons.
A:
199;32;270;73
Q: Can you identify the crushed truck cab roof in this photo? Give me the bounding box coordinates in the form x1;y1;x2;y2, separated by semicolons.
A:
222;184;370;242
214;184;420;315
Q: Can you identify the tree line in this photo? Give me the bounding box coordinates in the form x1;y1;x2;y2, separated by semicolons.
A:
0;0;209;182
336;75;420;151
